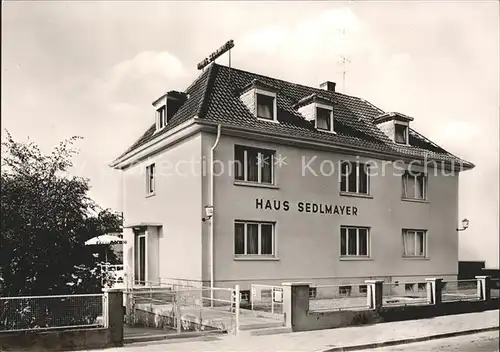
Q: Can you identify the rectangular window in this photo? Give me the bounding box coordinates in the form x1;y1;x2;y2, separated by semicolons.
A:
157;106;166;129
256;94;275;120
234;145;275;184
395;124;408;144
234;221;275;257
146;164;155;195
339;286;352;297
405;283;415;292
340;226;370;257
417;283;427;291
240;290;250;304
359;285;368;296
316;107;332;131
309;287;317;299
402;171;427;200
340;161;370;195
402;229;427;257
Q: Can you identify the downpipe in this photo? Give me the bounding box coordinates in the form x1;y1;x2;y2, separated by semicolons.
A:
210;124;222;306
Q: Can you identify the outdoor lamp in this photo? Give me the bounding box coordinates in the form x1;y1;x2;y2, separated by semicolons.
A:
202;205;214;222
457;218;469;232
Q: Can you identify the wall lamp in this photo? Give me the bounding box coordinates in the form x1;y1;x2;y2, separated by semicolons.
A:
202;205;214;222
457;218;470;232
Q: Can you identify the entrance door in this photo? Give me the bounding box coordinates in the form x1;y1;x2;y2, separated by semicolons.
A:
134;233;146;285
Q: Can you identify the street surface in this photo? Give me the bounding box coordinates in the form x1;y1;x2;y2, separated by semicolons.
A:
373;331;499;351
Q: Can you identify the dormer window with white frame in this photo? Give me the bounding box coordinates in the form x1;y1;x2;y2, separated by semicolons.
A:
239;79;279;123
156;106;166;130
316;104;333;132
256;91;276;121
296;94;335;133
394;122;409;145
373;112;413;145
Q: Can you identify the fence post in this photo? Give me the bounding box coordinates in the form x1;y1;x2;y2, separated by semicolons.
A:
281;282;310;332
175;291;182;334
234;285;240;335
425;278;442;305
365;280;383;310
102;288;124;346
475;276;491;301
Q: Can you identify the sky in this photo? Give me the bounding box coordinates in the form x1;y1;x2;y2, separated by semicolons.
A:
2;1;499;268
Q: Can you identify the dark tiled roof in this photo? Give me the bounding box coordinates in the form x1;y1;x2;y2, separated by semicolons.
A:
113;63;473;168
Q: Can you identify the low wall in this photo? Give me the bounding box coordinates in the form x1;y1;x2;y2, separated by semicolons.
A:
0;328;118;351
293;298;500;332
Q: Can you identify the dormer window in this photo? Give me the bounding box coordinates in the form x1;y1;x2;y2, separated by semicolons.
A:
256;93;275;120
316;106;333;131
157;106;166;130
152;90;188;132
239;79;279;123
395;123;408;144
295;94;335;133
374;112;413;145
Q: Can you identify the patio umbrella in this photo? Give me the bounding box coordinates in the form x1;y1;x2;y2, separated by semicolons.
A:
85;233;127;263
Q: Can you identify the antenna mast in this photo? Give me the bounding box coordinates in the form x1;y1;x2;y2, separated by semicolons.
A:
336;27;351;94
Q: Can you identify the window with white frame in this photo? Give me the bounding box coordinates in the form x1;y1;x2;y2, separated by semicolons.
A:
340;226;370;257
234;145;275;184
402;171;427;200
234;221;275;257
402;229;427;257
394;123;408;144
256;93;275;120
146;163;155;195
340;161;370;195
156;106;166;130
316;106;333;131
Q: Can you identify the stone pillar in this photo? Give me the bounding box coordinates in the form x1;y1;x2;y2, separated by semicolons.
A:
365;280;383;309
476;276;491;301
102;288;124;346
282;282;310;331
425;278;442;305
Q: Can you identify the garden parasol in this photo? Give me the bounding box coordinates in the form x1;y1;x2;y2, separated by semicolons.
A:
85;233;127;263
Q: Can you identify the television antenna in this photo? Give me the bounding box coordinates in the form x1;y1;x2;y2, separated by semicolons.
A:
336;27;351;94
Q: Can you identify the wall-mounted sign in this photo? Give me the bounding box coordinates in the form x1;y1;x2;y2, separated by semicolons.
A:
255;198;358;216
197;40;235;70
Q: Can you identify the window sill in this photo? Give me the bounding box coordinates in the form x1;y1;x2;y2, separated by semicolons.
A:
153;126;166;134
145;192;156;198
233;256;280;261
317;128;337;135
340;257;373;261
402;256;429;260
256;117;279;123
339;192;373;199
401;197;429;204
234;181;279;189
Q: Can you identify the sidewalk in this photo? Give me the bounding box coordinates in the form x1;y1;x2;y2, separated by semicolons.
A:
92;310;499;351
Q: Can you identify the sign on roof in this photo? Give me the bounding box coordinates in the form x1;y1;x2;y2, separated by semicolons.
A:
197;40;235;70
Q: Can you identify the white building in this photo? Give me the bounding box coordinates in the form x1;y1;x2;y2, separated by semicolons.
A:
110;63;474;297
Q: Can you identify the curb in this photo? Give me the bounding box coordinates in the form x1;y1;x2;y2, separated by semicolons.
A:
124;330;225;345
322;326;500;352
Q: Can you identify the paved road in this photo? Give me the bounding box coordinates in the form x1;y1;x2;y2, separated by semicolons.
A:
373;331;499;351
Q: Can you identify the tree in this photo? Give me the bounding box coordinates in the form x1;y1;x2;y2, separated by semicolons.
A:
0;131;122;296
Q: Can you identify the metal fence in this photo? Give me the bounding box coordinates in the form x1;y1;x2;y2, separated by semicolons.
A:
128;286;239;334
382;281;429;306
250;285;284;315
441;280;479;302
309;284;369;311
0;294;105;332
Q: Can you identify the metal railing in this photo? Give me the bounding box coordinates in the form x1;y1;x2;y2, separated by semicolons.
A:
382;281;429;306
441;280;479;302
309;284;370;311
128;285;240;334
250;285;284;315
0;294;104;332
